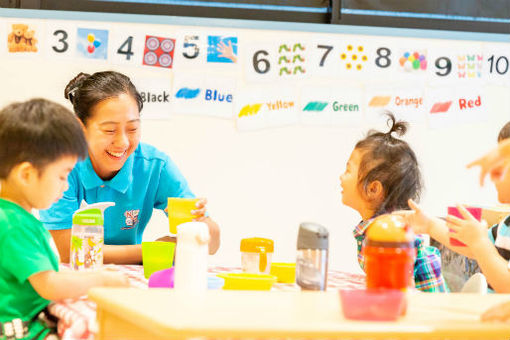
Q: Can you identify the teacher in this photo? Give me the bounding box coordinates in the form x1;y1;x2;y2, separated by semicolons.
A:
40;71;220;263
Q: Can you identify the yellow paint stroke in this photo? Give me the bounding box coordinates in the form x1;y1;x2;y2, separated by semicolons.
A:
238;104;263;117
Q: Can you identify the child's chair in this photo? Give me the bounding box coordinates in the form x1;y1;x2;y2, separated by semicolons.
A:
460;273;487;294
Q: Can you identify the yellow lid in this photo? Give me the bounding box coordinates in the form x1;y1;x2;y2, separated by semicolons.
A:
240;237;274;253
366;214;412;243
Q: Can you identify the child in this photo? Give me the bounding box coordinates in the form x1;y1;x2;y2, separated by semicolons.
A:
0;99;129;339
400;122;510;294
340;113;447;292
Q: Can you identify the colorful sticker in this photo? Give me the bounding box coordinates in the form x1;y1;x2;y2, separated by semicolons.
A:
399;51;427;72
339;43;368;72
207;35;238;63
143;35;176;68
457;53;483;79
277;42;307;77
77;28;108;59
7;23;39;53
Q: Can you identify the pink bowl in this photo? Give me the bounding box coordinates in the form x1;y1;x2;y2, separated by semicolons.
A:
339;289;407;321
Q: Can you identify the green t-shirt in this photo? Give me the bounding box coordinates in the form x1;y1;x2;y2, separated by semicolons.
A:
0;198;59;337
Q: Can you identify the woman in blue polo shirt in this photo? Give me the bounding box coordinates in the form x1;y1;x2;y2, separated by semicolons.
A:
40;71;220;263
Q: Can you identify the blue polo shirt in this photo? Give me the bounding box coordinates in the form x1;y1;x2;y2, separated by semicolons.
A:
39;143;194;245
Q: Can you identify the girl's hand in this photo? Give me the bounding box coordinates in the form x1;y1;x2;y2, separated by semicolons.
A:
393;199;433;235
468;139;510;186
191;198;207;219
446;205;489;248
482;301;510;322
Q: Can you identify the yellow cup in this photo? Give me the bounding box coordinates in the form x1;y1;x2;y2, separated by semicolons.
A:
270;262;296;283
168;197;199;234
141;241;175;279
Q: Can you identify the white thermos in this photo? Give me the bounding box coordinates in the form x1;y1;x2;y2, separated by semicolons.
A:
174;222;210;291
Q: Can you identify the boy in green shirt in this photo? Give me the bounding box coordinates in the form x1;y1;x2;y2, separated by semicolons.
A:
0;99;129;339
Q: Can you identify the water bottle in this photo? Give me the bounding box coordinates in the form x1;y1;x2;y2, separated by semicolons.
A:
174;221;210;291
296;222;329;291
70;202;114;270
364;214;416;290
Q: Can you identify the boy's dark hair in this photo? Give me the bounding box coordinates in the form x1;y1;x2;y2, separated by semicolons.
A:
498;121;510;142
64;71;143;125
0;98;88;178
355;113;423;215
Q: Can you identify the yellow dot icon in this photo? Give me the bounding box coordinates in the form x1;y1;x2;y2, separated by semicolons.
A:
341;53;346;59
358;46;364;52
346;63;352;69
362;55;368;61
356;64;362;70
347;45;353;51
352;54;357;60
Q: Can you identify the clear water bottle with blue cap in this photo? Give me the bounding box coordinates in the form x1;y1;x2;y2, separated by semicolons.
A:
70;202;114;270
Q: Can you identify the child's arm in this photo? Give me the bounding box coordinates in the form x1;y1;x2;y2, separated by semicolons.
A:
469;240;510;293
28;269;130;301
51;229;143;264
397;200;475;258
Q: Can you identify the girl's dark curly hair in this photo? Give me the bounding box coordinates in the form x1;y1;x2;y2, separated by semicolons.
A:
355;112;423;216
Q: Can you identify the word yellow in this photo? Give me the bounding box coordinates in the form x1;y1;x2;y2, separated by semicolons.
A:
266;100;294;110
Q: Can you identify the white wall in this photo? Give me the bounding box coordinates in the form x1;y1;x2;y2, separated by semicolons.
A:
1;11;509;273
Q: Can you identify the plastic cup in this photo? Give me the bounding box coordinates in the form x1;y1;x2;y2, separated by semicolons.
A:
339;289;407;321
168;197;199;234
447;206;482;247
142;241;175;279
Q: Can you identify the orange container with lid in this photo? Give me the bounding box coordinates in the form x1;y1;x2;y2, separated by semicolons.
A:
240;237;274;274
364;214;416;291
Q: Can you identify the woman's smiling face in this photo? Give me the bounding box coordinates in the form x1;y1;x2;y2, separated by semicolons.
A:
84;93;141;180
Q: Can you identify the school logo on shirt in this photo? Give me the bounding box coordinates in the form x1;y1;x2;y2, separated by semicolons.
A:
122;209;139;230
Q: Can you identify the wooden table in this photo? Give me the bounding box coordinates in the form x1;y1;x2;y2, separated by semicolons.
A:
89;288;510;339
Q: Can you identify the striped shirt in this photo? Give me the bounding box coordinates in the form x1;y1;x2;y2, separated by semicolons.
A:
488;214;510;269
353;219;448;292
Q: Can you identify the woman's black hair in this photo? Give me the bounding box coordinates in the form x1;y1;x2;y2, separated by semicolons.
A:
355;112;423;216
64;71;143;124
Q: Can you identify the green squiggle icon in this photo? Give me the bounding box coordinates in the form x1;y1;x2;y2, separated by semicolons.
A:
279;67;291;76
279;44;291;53
292;43;305;52
293;55;305;63
293;66;305;74
278;56;290;64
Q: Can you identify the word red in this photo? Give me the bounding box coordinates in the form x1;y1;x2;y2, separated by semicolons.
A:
459;96;481;109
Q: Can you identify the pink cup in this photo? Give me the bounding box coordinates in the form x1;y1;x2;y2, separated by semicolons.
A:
447;206;482;247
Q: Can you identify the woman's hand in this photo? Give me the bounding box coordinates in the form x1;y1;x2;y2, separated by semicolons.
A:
446;205;489;249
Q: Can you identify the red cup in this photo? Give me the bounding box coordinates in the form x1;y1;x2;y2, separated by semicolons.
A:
447;206;482;247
